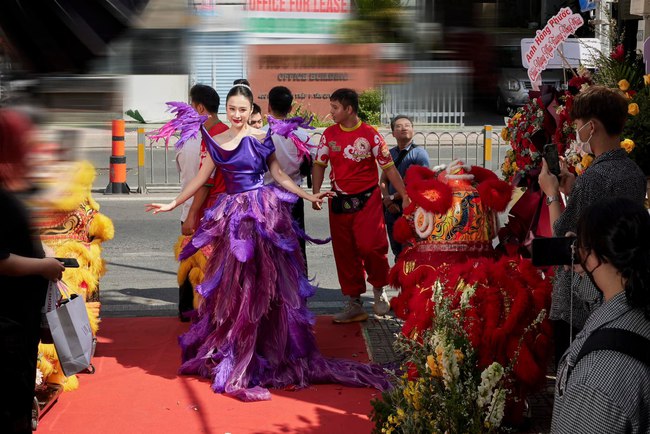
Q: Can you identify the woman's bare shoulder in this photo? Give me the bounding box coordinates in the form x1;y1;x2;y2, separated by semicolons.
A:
249;128;267;141
213;130;231;141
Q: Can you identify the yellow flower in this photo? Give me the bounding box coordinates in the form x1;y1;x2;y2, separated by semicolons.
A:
581;154;593;169
644;74;650;86
427;354;442;377
628;103;640;116
512;112;522;121
620;138;635;153
618;79;630;91
501;127;509;141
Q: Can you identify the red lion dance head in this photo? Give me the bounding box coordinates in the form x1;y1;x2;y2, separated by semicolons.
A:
390;161;552;426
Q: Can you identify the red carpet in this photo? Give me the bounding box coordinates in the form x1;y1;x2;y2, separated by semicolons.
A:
38;317;380;434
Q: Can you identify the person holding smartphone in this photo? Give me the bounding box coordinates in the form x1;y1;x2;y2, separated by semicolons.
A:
0;109;65;433
538;86;646;365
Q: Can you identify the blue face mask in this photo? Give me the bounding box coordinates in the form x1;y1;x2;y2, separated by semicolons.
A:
576;121;593;154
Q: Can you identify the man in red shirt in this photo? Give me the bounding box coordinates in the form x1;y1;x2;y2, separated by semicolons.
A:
312;88;410;323
182;84;230;236
177;84;229;322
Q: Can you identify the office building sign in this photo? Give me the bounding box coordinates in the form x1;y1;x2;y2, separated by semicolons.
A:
246;0;350;37
247;44;376;117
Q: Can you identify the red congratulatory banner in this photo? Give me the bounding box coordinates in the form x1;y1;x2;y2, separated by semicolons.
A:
248;0;349;13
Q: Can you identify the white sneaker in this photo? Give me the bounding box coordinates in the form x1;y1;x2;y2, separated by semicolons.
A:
372;287;391;316
333;299;369;323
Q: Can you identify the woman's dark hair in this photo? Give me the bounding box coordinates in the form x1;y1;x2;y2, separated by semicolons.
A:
233;78;251;87
226;84;254;108
569;85;628;136
330;88;359;113
577;197;650;319
190;84;220;113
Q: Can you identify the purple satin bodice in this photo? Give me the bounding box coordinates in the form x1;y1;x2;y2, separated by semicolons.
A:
200;127;275;194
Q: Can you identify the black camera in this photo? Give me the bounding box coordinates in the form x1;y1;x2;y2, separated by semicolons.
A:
531;237;578;267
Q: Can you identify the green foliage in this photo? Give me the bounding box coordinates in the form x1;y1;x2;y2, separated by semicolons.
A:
353;0;402;18
358;89;382;126
587;30;650;176
623;86;650;176
125;109;146;123
592;50;646;91
289;103;334;128
337;0;409;44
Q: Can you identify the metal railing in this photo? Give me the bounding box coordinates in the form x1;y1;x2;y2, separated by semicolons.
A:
137;129;182;193
137;126;508;193
380;61;471;127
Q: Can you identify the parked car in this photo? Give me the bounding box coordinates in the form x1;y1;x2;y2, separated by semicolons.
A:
495;45;565;115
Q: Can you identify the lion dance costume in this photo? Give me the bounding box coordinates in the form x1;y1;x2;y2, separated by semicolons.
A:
32;159;114;392
389;161;553;424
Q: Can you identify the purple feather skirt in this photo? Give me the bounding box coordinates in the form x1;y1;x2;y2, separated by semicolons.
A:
178;185;390;401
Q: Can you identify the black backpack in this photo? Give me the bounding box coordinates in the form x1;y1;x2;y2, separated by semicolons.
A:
567;328;650;381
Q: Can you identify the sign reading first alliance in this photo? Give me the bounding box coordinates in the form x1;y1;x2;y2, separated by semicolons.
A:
246;0;350;37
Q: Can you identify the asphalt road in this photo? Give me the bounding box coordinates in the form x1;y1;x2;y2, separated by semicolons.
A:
96;194;399;318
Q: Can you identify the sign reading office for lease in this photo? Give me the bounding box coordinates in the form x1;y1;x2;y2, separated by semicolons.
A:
248;0;349;13
525;7;584;83
246;0;349;37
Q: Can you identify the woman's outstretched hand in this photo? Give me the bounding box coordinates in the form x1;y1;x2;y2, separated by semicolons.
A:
145;200;176;214
308;191;334;206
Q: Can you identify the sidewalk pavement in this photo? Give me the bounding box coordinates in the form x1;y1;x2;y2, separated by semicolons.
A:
361;316;553;434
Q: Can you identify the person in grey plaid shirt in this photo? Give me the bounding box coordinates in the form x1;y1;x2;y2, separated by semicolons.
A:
539;86;647;364
551;198;650;433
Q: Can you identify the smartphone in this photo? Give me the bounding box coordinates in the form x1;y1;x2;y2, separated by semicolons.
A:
55;257;80;268
543;144;561;177
531;237;577;267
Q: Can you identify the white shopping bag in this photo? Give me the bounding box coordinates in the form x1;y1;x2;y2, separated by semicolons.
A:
46;286;93;376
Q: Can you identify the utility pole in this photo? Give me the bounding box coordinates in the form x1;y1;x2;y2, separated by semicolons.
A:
592;0;614;55
631;0;650;57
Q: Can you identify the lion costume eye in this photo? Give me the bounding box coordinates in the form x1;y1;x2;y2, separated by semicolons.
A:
414;207;434;238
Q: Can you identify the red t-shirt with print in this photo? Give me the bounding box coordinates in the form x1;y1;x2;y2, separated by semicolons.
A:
314;121;394;194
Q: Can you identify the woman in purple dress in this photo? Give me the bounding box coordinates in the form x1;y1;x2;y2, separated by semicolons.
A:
146;84;389;401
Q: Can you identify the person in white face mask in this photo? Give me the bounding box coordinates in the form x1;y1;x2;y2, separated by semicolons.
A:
538;85;647;366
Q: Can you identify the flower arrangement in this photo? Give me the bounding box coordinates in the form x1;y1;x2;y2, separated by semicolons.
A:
370;278;548;434
621;76;650;175
501;25;650;179
500;98;547;186
558;45;649;175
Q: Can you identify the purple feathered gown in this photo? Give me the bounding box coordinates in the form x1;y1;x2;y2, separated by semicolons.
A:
177;128;390;401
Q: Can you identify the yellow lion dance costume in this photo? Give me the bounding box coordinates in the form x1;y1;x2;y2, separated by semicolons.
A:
32;160;114;392
174;236;209;318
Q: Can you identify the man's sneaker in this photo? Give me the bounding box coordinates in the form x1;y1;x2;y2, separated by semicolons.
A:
372;287;391;316
333;299;369;323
